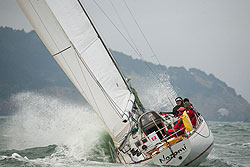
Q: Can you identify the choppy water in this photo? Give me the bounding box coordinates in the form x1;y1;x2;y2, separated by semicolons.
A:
0;92;250;167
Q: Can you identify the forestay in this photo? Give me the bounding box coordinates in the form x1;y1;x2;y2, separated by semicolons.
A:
17;0;135;144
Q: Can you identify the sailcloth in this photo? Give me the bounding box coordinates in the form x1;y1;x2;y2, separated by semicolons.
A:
17;0;135;144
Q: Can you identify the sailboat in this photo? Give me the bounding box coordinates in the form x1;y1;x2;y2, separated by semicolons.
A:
17;0;214;166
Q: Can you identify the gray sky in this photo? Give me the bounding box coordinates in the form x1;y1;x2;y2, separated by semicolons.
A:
1;0;250;102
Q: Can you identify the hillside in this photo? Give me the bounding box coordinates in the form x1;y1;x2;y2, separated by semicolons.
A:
113;51;250;122
0;27;249;121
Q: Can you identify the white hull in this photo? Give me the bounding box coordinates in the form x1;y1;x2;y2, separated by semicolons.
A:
143;117;213;166
182;118;214;166
115;115;214;166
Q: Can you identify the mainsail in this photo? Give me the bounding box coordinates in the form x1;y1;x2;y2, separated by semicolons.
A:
17;0;135;144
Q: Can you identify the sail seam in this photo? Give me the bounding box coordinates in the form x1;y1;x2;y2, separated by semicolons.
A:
74;46;124;118
59;50;85;98
71;43;107;122
52;46;71;57
79;37;99;55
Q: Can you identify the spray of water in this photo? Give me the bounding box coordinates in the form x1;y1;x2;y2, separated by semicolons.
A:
3;91;105;162
129;72;177;111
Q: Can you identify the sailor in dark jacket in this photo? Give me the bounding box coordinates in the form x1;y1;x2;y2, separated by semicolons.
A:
172;97;184;117
159;97;184;117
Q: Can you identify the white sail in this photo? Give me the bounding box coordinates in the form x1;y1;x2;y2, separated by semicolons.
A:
17;0;135;144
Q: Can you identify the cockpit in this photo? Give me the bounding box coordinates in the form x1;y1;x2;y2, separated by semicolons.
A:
138;111;166;140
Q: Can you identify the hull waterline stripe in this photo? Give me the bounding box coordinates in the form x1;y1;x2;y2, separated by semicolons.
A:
184;141;214;166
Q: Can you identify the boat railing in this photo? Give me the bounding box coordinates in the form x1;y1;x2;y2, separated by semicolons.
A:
133;113;203;155
115;113;204;163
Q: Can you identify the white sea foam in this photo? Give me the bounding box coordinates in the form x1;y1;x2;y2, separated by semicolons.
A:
3;91;105;161
11;153;29;161
0;155;8;161
0;153;28;162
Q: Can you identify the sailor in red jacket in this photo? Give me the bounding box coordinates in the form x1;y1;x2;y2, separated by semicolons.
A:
167;107;186;138
184;102;197;127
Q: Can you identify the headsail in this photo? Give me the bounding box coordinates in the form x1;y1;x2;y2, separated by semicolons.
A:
17;0;135;144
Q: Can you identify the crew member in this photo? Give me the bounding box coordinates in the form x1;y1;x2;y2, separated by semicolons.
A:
159;97;183;117
184;101;197;127
184;97;200;117
172;97;184;117
167;107;186;138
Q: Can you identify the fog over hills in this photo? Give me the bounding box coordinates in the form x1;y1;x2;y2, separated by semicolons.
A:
1;27;250;122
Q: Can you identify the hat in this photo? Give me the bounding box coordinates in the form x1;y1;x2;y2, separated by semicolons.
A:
175;97;183;102
177;107;185;112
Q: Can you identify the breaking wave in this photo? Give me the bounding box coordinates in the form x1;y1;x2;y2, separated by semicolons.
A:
1;91;110;166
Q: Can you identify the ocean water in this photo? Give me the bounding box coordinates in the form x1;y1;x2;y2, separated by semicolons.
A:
0;92;250;167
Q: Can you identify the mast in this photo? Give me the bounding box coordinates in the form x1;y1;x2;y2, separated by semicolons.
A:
17;0;135;145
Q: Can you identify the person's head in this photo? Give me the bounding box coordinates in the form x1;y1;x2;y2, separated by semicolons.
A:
183;98;189;103
184;101;191;110
175;97;183;106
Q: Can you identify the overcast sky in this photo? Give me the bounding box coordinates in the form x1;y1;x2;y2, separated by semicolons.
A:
1;0;250;102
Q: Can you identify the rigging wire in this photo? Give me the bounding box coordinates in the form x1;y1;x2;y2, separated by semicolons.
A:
92;0;175;107
108;0;141;55
92;0;143;59
123;0;161;65
109;0;162;110
91;0;168;109
123;1;175;106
